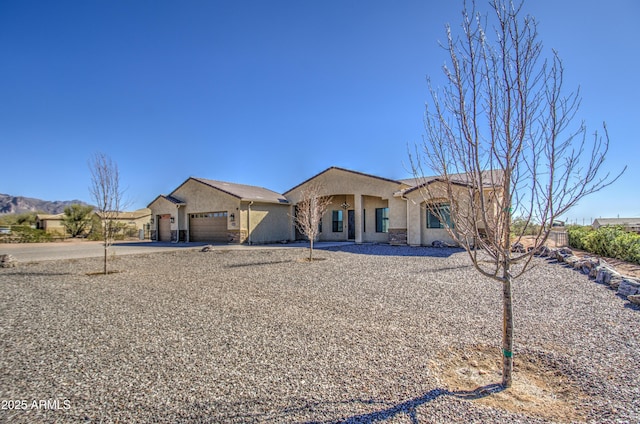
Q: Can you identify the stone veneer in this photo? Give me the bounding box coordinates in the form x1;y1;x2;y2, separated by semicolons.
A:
388;228;407;245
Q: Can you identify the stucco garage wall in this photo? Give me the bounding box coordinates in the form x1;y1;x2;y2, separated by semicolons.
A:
172;179;241;241
148;197;180;241
243;203;291;244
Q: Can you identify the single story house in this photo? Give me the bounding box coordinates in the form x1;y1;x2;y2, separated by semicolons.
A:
592;218;640;234
36;209;152;237
95;209;153;237
35;213;66;235
149;167;502;246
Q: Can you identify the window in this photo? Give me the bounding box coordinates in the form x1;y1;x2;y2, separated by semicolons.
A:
375;207;389;233
190;211;227;219
332;210;343;232
363;209;366;233
426;203;453;229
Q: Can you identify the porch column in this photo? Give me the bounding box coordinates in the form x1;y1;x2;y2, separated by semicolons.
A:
354;194;363;244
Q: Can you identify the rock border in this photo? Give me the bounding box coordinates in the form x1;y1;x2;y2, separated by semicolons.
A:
536;246;640;307
0;254;17;268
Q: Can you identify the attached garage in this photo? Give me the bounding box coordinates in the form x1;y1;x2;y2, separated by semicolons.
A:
148;177;291;244
189;212;228;242
158;214;172;241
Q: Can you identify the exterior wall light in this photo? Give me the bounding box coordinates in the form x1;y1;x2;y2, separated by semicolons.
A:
170;217;175;223
230;213;235;221
341;202;351;209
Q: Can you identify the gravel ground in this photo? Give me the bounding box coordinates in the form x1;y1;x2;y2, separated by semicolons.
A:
0;245;638;423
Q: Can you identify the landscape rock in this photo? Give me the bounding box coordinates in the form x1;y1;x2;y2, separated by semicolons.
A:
431;240;449;248
618;278;640;298
537;245;553;257
578;257;599;275
628;295;640;305
0;254;17;268
559;247;573;256
200;245;214;252
564;255;580;267
554;249;573;262
595;266;621;286
510;242;525;253
609;276;624;290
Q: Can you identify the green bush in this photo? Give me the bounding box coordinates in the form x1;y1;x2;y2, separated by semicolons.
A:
609;231;640;264
567;225;591;250
568;224;640;265
9;226;53;243
511;216;542;237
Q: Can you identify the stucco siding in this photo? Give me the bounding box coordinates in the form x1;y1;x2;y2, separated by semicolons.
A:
362;196;389;243
243;203;290;244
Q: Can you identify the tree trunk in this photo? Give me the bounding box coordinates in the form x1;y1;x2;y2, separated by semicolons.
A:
309;238;313;261
502;271;514;388
103;244;108;275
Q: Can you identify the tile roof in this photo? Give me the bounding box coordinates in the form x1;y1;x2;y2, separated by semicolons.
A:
162;195;185;205
95;209;152;220
283;166;403;195
399;169;504;195
192;178;289;204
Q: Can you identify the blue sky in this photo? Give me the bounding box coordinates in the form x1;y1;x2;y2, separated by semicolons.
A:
1;0;637;224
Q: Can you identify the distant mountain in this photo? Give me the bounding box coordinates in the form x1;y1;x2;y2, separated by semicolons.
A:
0;194;94;215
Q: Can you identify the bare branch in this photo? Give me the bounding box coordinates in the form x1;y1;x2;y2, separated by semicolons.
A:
410;0;624;388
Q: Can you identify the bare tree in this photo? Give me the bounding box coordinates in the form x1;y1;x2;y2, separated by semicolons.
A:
89;152;127;274
292;182;332;261
411;0;624;388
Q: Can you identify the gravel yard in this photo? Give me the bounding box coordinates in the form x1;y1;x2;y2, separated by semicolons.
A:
0;245;638;423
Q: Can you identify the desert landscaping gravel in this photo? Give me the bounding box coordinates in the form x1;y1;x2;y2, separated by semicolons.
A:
0;244;638;423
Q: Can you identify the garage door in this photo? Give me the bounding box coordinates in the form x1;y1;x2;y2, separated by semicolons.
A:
190;212;228;242
158;215;171;241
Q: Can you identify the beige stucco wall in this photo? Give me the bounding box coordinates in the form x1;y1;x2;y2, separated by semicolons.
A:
404;181;457;246
242;202;291;244
286;168;407;244
403;181;499;246
173;179;241;232
42;219;66;235
317;194;350;242
148;197;181;240
361;195;390;243
150;178;292;244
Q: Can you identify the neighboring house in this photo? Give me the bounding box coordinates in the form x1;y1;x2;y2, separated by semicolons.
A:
592;218;640;234
35;213;66;235
36;209;152;238
147;178;290;243
149;167;503;246
95;208;152;237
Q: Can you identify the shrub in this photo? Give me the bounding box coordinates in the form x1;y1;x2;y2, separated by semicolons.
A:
511;216;542;237
568;224;640;265
9;226;53;243
609;231;640;264
567;225;592;250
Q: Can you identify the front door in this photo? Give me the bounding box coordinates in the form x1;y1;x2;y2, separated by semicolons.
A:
348;210;355;240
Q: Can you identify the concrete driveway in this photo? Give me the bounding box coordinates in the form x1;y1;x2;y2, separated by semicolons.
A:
0;240;210;262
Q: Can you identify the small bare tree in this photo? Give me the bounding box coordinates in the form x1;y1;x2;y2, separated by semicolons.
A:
89;152;127;274
411;0;624;388
292;182;332;261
